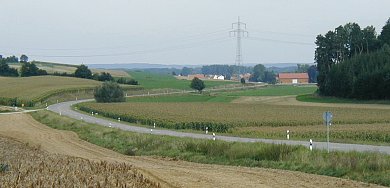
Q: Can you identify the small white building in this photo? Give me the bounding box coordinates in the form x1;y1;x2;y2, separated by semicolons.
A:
217;75;225;80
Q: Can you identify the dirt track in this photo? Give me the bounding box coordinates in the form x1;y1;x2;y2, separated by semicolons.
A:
0;114;382;188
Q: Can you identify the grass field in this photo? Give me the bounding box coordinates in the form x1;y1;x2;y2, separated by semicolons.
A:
31;110;390;186
127;70;235;89
0;136;157;187
219;85;318;96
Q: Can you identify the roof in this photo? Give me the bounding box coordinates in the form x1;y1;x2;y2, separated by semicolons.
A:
278;73;308;79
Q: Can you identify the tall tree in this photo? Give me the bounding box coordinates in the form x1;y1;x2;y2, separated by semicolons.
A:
296;64;310;73
249;64;266;82
307;65;318;83
379;18;390;46
315;22;379;94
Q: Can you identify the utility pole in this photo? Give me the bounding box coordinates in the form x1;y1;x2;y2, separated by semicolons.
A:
230;17;248;79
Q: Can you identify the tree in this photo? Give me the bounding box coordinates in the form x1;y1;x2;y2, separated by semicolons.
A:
94;81;125;103
20;62;46;77
264;71;276;84
240;77;246;84
74;64;92;79
249;64;265;82
307;65;318;83
190;77;205;93
20;54;28;62
0;60;19;77
379;18;390;46
296;64;309;73
315;22;379;94
97;72;113;81
181;67;193;76
4;56;18;63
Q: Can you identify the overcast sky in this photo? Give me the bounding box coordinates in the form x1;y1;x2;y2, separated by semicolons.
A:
1;0;389;65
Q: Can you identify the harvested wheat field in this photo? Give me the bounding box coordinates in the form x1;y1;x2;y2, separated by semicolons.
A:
0;114;383;188
0;137;158;187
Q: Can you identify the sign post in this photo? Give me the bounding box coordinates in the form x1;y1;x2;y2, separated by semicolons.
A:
322;111;333;153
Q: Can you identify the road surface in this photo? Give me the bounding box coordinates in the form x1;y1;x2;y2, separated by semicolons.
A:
48;99;390;155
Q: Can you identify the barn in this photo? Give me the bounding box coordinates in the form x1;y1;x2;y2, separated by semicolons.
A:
278;73;309;84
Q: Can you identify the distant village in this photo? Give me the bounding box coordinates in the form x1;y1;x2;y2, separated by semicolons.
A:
177;72;312;84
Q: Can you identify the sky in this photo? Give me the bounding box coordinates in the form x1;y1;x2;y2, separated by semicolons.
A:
1;0;389;66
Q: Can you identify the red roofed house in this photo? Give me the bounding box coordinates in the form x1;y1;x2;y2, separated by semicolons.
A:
278;73;309;84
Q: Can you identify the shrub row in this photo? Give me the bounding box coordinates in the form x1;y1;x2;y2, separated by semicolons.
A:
78;105;231;133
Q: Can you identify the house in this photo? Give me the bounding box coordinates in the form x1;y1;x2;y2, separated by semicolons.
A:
211;75;225;80
216;75;225;80
278;73;309;84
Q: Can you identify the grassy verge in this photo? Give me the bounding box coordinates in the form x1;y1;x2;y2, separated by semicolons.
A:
31;110;390;186
297;94;390;105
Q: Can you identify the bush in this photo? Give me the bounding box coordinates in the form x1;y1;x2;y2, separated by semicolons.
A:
116;77;139;85
94;82;125;103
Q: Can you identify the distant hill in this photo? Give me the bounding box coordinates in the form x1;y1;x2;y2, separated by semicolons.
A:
87;63;192;70
88;63;314;70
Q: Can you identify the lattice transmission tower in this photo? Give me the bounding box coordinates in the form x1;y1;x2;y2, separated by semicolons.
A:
230;17;248;79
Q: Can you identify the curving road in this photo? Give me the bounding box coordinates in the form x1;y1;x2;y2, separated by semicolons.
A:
48;99;390;155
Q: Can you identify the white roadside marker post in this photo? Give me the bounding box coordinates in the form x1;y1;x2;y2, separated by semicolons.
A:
153;122;156;129
118;117;121;122
212;133;216;141
287;130;290;140
151;129;153;134
206;127;208;134
309;139;313;151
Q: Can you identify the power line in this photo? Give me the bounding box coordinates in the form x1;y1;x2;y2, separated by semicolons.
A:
20;37;231;58
247;36;314;46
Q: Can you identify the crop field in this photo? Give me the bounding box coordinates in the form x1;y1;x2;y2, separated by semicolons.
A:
0;137;157;187
0;76;140;107
30;110;390;186
0;76;101;99
127;70;235;89
78;99;390;138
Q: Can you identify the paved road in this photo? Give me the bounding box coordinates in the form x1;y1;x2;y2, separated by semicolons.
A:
48;99;390;155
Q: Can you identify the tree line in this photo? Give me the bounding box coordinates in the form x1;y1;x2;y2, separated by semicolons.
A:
315;18;390;99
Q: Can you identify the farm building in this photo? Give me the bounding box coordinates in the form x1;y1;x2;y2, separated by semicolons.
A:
278;73;309;84
212;75;225;80
187;74;206;79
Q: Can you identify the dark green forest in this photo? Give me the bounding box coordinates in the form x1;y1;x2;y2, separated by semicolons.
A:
315;18;390;99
